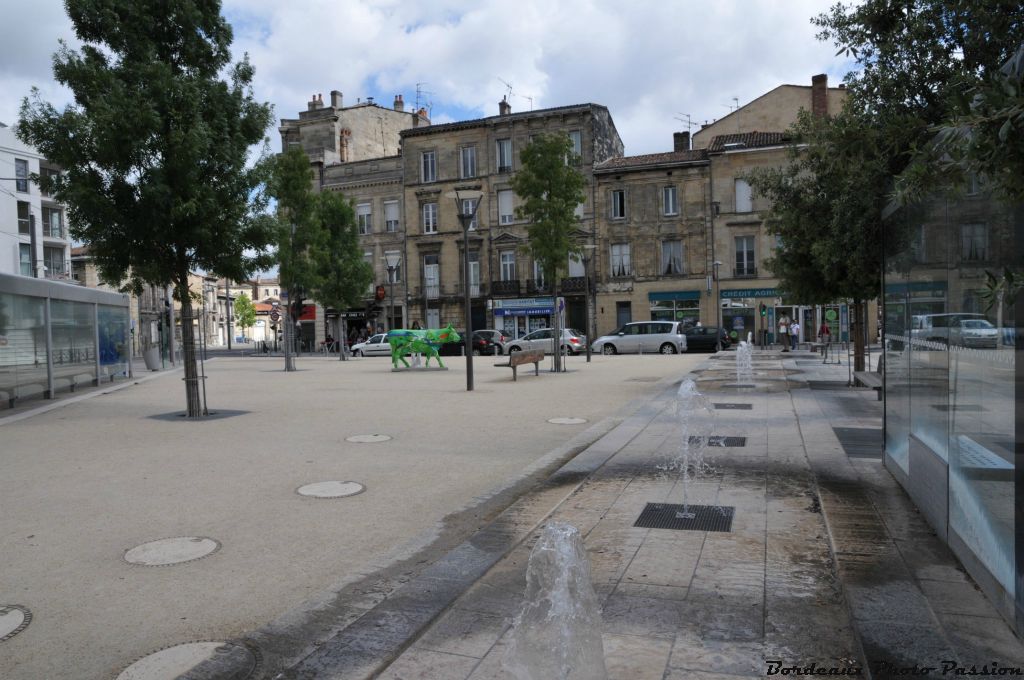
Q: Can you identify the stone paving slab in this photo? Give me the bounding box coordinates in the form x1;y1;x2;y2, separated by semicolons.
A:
367;350;1023;680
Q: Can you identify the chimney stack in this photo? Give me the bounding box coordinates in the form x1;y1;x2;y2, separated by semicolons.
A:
307;94;318;111
812;74;828;117
673;131;691;152
499;96;511;116
330;90;343;109
394;94;404;112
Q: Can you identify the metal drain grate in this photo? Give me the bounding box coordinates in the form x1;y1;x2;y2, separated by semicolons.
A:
833;427;883;458
714;403;753;410
689;436;746;447
634;503;735;532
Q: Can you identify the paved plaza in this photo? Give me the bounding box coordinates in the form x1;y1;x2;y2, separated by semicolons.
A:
2;348;1022;679
0;351;697;680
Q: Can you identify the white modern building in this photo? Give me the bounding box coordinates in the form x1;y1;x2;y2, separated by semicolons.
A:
0;122;71;280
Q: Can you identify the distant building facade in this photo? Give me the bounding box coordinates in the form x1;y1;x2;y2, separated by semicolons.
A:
0;123;71;281
281;76;854;347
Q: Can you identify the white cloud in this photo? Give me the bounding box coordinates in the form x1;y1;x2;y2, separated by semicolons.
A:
1;0;851;154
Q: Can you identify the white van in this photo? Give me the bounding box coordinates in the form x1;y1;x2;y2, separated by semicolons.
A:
591;321;689;355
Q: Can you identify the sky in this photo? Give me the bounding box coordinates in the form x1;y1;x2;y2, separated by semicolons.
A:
0;0;854;157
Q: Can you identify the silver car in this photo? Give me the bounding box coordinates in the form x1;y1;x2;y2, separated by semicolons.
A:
351;333;391;356
506;328;587;355
591;321;688;354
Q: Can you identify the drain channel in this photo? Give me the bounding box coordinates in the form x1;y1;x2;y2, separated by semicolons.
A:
634;503;735;532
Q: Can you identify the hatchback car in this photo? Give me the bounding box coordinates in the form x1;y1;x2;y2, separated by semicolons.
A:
473;329;508;355
683;325;731;352
951;319;999;348
591;321;688;354
506;328;587;355
351;333;391;356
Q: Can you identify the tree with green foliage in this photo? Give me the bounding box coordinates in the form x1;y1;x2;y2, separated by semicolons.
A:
510;133;587;372
269;147;371;366
311;190;373;360
268;147;323;371
813;0;1024;200
233;293;256;340
17;0;274;417
746;107;894;369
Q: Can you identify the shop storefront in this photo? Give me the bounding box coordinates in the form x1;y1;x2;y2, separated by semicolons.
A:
720;288;777;343
648;291;700;326
492;297;554;338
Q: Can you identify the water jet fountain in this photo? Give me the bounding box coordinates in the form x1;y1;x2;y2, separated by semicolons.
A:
504;522;607;680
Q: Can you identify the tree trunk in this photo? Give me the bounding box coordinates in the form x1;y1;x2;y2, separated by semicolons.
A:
284;288;296;371
176;276;204;417
552;278;562;373
853;299;866;372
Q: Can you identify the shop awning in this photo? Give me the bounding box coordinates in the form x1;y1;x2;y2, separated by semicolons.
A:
648;290;701;301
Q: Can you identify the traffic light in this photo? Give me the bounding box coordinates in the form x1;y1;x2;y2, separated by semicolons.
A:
760;303;767;317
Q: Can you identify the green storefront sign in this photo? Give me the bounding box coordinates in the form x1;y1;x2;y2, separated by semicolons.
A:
720;288;778;299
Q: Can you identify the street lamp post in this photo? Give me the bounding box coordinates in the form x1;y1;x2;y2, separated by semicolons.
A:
384;252;401;331
581;244;597;363
713;260;723;352
449;187;483;392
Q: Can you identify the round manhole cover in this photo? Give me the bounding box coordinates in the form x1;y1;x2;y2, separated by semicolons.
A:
116;641;257;680
547;417;587;425
124;537;220;566
345;434;391;443
296;481;365;498
0;605;31;642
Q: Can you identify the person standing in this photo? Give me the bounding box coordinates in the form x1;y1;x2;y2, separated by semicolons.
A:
790;319;801;350
778;316;789;352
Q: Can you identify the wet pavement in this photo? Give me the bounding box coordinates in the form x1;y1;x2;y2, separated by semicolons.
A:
334;348;1024;680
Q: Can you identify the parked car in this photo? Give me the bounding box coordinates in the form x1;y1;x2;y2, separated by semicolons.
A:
591;321;688;355
473;329;508;355
351;333;390;356
910;313;986;348
506;328;587;355
951;318;999;348
683;325;731;352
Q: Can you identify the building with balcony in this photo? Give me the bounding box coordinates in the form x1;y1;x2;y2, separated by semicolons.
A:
1;123;71;282
280;75;855;347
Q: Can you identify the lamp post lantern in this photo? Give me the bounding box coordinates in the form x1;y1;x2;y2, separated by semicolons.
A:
713;260;723;352
448;187;483;392
581;244;597;363
383;252;401;331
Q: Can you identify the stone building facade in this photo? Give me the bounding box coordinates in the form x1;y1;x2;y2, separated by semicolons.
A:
281;75;866;348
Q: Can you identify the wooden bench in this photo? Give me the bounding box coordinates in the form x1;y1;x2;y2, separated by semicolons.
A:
495;349;545;381
853;359;884;400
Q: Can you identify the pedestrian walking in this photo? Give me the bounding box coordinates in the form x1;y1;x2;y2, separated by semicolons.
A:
790;320;800;350
778;316;789;352
818;321;831;344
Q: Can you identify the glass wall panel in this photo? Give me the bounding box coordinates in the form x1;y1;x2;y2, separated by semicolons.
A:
50;299;95;391
0;292;47;404
883;192;1017;597
98;305;129;380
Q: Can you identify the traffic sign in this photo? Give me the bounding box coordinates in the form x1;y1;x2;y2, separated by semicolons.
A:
269;309;280;323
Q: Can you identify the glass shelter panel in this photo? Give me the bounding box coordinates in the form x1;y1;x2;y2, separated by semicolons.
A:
883;193;1017;602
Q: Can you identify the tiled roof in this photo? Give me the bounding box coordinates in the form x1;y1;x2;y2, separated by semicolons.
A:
595;149;708;171
707;132;791;152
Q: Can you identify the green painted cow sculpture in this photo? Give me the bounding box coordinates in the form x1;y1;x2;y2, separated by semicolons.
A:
386;325;461;369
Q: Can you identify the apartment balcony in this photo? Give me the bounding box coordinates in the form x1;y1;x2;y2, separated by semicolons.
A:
733;266;758;279
424;284;440;300
560;276;589;294
491;279;520;297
